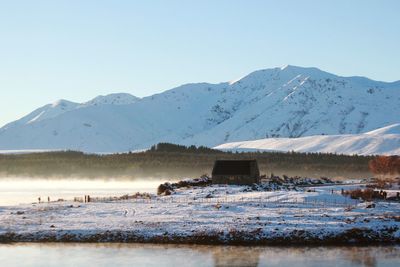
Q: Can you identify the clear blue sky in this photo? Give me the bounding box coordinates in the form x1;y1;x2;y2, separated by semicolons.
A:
1;0;399;127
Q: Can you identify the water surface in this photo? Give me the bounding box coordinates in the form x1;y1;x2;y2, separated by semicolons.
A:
0;243;398;267
0;178;161;205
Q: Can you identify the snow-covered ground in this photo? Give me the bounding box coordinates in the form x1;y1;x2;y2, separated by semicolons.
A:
214;123;400;155
1;184;399;244
0;149;62;154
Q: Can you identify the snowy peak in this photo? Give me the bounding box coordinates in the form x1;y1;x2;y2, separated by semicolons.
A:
2;93;139;129
51;99;78;109
29;99;79;123
1;99;79;129
84;93;140;106
230;65;335;86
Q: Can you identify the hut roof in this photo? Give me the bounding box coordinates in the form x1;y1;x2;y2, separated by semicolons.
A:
212;160;257;176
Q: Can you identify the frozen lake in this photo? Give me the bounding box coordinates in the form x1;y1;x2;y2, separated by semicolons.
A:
0;243;399;267
0;178;162;206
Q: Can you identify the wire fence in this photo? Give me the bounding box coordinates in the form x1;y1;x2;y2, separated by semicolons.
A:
73;195;359;208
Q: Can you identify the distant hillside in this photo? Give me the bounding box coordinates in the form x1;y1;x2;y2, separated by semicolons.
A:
215;124;400;156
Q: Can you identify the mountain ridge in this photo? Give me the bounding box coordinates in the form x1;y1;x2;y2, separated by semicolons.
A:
1;65;399;153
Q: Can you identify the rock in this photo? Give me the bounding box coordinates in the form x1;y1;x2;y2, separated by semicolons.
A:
164;189;172;196
214;203;222;210
157;182;174;195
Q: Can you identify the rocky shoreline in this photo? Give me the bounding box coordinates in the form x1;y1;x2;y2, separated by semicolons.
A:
1;226;399;245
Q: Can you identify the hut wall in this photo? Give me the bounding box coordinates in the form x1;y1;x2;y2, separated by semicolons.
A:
212;174;260;185
211;160;261;185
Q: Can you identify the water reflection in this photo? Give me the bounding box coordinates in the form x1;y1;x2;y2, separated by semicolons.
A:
212;246;261;267
345;247;378;267
0;243;398;267
341;246;400;267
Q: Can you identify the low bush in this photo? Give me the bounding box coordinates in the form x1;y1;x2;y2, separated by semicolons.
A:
343;188;375;201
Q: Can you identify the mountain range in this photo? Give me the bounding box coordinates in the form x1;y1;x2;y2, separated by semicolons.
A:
0;65;399;153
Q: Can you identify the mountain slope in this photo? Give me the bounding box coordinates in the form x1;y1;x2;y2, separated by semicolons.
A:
1;99;80;130
0;66;399;153
214;124;400;155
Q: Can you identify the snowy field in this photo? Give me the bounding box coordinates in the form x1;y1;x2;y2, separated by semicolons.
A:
0;184;399;244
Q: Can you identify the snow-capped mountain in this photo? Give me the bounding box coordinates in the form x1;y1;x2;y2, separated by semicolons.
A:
0;65;399;153
214;123;400;155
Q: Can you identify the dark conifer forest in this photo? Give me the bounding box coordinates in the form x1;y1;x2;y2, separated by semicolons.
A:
0;143;373;179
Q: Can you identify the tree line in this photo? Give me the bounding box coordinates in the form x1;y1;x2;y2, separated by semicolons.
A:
0;143;375;179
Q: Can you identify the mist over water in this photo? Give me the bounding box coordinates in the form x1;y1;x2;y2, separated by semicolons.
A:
0;178;164;206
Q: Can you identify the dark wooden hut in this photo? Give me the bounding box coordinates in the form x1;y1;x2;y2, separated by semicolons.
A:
211;159;260;185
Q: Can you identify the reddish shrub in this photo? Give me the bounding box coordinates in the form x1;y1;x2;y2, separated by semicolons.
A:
369;156;400;179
